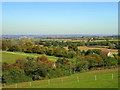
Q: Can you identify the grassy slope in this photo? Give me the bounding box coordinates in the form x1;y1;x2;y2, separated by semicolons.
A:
3;69;118;88
1;51;58;63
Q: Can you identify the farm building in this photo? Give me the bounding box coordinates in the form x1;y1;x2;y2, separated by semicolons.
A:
101;49;114;57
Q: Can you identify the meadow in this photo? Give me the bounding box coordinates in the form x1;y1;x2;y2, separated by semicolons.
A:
2;69;118;88
1;51;58;63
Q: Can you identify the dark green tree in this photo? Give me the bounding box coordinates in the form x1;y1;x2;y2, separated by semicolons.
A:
68;44;78;51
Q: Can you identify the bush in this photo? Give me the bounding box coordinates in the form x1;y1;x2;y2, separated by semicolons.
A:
2;66;32;84
37;56;48;62
32;75;44;80
75;60;89;72
16;58;27;66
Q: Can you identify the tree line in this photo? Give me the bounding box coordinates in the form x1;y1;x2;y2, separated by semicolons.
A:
37;40;120;49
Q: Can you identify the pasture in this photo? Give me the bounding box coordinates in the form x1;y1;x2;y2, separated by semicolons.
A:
1;51;58;63
2;69;118;88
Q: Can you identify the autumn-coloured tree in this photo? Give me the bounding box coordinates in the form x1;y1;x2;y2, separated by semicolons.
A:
37;56;48;62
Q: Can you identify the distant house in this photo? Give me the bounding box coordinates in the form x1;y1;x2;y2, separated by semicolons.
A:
88;37;94;42
101;49;114;57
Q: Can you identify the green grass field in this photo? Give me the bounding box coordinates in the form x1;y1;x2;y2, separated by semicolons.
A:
3;69;118;88
1;51;58;63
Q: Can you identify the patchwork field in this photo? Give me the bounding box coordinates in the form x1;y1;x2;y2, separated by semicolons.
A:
1;51;58;63
64;46;118;54
2;69;118;88
78;46;118;54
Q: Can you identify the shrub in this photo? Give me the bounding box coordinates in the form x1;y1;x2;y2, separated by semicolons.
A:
2;66;32;84
37;56;48;62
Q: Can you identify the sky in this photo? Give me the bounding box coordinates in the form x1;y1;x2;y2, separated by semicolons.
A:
2;2;118;35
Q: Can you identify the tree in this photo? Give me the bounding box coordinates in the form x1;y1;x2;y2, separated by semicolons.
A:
53;46;65;57
36;56;48;62
46;47;54;55
86;54;104;68
32;45;44;54
92;49;102;55
23;42;34;47
76;54;86;63
16;58;27;66
8;45;21;52
85;49;102;55
22;42;34;53
32;45;39;53
67;50;76;58
103;57;118;67
56;58;72;75
56;58;71;65
24;60;52;80
26;57;34;61
25;47;33;53
2;66;32;83
75;60;89;72
114;42;120;49
2;63;11;72
68;44;78;51
108;42;114;49
85;49;93;55
2;42;12;51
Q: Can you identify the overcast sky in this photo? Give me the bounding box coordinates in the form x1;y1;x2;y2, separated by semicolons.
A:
2;2;118;35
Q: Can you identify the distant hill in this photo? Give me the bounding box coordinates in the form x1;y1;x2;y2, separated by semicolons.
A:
2;34;118;38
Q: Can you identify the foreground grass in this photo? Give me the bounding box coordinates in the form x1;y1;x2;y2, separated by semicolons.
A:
3;69;118;88
1;51;58;63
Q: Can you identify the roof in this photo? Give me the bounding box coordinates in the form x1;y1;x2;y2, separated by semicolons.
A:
101;49;109;54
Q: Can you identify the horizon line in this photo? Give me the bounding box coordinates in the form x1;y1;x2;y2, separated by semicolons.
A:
2;34;120;36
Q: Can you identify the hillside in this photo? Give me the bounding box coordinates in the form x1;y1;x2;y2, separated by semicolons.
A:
1;51;58;63
2;69;118;88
